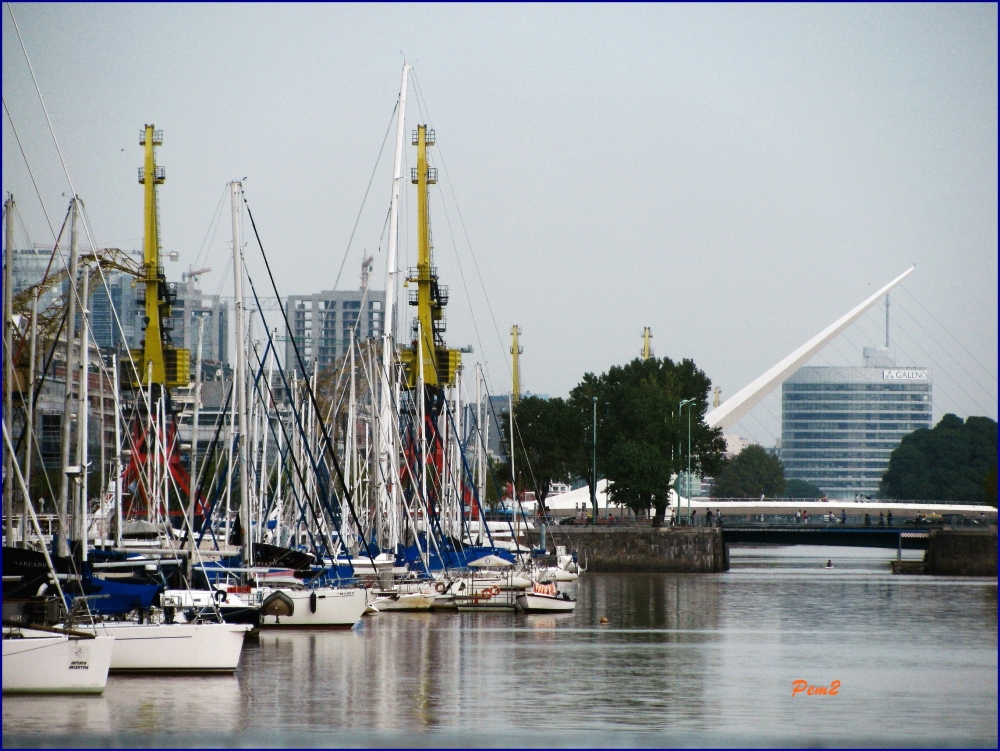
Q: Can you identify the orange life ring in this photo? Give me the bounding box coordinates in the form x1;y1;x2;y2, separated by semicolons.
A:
435;582;446;594
492;586;501;596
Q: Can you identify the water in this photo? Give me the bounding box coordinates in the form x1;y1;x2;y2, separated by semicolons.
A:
4;546;996;747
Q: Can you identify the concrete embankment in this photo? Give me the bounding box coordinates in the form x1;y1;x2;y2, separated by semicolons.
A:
544;526;729;573
923;529;997;576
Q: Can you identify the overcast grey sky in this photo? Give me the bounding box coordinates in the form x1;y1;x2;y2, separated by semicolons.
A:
3;3;997;444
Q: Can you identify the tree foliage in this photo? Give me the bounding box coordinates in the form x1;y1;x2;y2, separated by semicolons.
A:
711;445;786;498
505;395;582;509
879;414;998;504
567;357;725;526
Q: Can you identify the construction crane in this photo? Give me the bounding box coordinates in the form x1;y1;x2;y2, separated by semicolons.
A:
181;266;211;283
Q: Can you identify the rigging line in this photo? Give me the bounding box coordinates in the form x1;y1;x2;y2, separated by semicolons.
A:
434;185;488;371
331;99;399;292
240;192;376;568
7;6;81;201
898;285;997;383
885;310;991;415
410;70;512;383
191;184;229;276
2;97;58;242
888;298;998;403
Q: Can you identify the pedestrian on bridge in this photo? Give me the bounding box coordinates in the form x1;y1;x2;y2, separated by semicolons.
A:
706;509;714;527
841;509;847;525
795;510;801;524
887;510;893;527
803;510;809;524
864;512;871;527
879;511;885;527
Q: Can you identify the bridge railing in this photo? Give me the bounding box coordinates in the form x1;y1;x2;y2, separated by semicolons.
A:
704;497;979;505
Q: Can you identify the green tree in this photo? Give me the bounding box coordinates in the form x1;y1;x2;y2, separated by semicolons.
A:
504;395;582;513
711;445;786;498
569;357;725;526
879;414;998;503
783;478;825;499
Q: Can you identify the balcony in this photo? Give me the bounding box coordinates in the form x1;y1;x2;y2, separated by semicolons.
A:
139;129;163;146
138;166;166;184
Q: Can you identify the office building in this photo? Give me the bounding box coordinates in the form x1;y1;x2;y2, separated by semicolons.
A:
781;347;932;500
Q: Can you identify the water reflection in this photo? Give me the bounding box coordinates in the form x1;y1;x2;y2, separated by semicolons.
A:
3;549;996;746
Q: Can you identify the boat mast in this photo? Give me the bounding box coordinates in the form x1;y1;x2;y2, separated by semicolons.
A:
3;194;14;547
57;197;80;558
188;313;205;566
378;63;409;552
230;180;252;566
77;258;90;561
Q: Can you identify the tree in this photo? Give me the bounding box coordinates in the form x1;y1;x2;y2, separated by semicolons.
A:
569;357;726;526
879;414;998;503
783;478;825;499
504;395;582;512
712;445;786;498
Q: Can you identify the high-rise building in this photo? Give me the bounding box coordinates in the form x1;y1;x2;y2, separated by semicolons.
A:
284;290;385;374
164;280;229;366
781;347;932;500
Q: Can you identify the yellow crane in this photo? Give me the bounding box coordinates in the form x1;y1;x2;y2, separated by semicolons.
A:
129;125;188;388
642;326;653;360
510;325;522;403
399;125;461;388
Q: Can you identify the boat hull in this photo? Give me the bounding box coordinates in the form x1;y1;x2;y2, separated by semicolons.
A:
90;622;249;673
3;633;114;694
516;592;577;613
368;592;436;611
258;587;367;628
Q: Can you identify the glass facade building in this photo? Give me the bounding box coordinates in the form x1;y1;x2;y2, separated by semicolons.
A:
285;289;385;374
781;350;932;500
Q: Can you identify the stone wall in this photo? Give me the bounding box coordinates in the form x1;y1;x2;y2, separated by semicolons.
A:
923;529;997;576
543;526;729;573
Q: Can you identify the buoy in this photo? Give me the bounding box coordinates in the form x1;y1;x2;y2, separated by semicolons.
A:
600;616;608;624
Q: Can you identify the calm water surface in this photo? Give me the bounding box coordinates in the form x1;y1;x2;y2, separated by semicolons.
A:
4;546;996;747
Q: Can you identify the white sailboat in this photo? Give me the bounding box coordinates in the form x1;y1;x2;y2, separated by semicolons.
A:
2;626;115;694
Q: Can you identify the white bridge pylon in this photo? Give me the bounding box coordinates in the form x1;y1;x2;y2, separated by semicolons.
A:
705;266;915;431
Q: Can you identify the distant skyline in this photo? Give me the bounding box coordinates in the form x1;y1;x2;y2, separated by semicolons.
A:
3;3;996;445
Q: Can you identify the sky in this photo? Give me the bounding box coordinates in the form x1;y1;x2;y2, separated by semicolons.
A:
3;2;997;445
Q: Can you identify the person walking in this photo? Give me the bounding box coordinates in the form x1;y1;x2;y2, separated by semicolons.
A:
864;512;871;527
803;509;809;524
691;509;698;527
841;509;847;525
879;511;885;527
795;510;801;524
706;509;714;527
887;510;893;527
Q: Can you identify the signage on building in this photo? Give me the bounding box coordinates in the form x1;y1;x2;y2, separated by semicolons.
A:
882;369;928;380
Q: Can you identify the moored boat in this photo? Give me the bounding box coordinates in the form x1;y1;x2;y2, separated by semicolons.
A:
2;625;115;694
516;581;576;613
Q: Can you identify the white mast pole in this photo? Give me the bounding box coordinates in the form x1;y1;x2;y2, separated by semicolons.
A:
77;262;90;560
230;181;251;565
188;314;205;561
112;354;122;548
378;63;410;553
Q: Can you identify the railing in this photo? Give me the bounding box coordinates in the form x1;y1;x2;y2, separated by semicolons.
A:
697;497;982;506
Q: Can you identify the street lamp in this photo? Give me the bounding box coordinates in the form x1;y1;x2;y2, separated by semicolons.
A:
592;396;598;525
679;399;694;525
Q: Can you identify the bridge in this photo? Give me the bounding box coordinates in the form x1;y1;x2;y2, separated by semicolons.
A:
720;524;934;550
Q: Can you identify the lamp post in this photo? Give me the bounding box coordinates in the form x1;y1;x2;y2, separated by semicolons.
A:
592;396;598;525
679;399;694;524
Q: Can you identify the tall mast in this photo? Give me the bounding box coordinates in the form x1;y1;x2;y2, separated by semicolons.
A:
230;180;251;566
188;313;205;565
57;198;80;557
77;260;90;560
3;194;14;547
378;64;409;551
